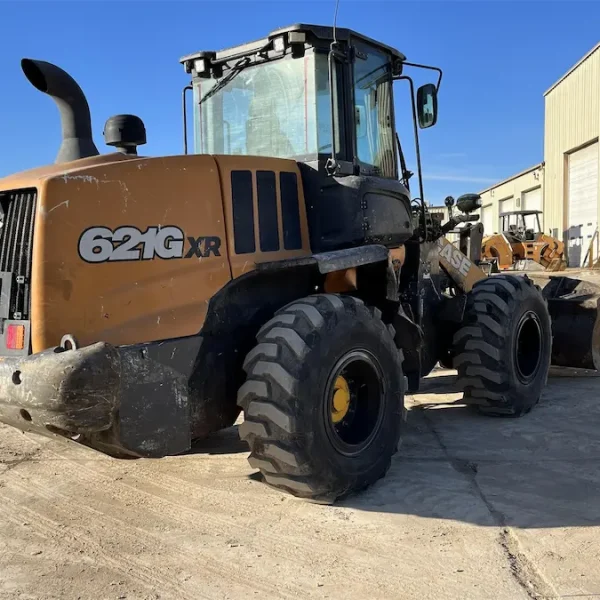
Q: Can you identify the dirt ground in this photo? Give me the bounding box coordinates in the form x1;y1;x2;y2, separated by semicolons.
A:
1;368;600;600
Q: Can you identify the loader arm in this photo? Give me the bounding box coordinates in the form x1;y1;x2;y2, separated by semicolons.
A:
436;236;487;293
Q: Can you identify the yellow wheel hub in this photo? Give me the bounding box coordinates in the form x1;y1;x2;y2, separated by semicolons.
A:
331;376;351;423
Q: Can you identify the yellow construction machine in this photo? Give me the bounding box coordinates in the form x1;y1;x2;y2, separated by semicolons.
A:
481;210;567;271
0;24;598;501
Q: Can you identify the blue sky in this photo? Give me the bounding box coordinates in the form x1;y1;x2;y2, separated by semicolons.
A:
1;0;599;205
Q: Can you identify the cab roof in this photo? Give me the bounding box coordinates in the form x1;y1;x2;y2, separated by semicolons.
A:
180;23;406;65
499;210;543;217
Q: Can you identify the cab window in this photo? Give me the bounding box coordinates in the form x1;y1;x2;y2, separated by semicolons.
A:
352;43;396;178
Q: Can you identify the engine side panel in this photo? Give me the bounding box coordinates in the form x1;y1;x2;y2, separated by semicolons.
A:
213;156;312;279
31;154;231;351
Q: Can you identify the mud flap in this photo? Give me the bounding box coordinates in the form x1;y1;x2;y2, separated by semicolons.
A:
537;276;600;371
116;337;203;457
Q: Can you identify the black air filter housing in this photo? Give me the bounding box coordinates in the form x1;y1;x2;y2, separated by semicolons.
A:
103;114;146;155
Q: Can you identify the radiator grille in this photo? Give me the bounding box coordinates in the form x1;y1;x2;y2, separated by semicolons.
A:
0;189;37;319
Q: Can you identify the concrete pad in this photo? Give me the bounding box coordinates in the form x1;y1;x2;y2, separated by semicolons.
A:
0;369;599;599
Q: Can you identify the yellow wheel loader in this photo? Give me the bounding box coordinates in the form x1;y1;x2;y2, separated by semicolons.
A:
481;210;567;272
0;24;598;501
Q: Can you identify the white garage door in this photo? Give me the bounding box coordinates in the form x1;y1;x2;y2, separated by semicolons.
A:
522;187;543;229
568;142;598;267
480;204;494;236
499;196;514;230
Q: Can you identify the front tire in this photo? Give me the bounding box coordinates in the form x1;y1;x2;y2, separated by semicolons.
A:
237;294;404;502
453;274;551;416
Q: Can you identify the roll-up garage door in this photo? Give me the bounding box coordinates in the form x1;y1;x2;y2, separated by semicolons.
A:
522;187;543;229
480;204;494;236
568;142;598;267
499;196;514;230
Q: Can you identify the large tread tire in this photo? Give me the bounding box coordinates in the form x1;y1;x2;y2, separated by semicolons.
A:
237;293;404;502
454;274;551;417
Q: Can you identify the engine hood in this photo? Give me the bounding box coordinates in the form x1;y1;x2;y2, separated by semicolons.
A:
0;153;142;193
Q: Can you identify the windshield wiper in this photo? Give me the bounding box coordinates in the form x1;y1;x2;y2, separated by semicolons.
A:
396;132;413;190
198;56;251;106
197;40;273;106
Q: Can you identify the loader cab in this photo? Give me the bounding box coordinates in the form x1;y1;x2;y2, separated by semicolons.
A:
501;210;543;242
181;24;440;252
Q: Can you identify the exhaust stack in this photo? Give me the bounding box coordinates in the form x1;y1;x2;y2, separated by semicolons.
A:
21;59;99;163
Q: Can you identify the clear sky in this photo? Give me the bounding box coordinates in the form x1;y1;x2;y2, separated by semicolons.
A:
1;0;599;205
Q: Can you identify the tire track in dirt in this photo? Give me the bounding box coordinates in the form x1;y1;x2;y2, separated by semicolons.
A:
0;487;203;600
2;463;306;599
45;444;419;573
34;443;415;595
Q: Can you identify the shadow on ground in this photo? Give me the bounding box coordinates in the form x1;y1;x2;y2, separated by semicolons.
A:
184;425;248;455
342;371;600;529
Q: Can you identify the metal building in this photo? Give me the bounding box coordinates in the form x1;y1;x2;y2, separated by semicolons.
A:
476;42;599;266
544;42;600;267
478;164;544;236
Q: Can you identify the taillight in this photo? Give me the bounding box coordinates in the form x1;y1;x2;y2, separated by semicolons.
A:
6;324;25;350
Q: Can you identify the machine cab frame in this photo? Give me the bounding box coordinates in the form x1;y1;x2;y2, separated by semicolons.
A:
180;24;440;253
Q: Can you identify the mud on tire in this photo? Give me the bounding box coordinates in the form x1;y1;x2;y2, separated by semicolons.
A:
237;293;404;502
454;274;551;416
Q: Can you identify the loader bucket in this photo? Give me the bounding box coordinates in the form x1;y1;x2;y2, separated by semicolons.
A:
537;276;600;371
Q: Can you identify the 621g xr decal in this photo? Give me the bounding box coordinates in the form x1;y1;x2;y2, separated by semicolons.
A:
79;226;222;263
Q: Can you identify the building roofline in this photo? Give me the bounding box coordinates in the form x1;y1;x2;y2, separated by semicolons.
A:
544;41;600;96
478;162;544;195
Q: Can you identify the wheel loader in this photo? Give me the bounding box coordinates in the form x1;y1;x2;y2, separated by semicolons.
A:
481;209;567;271
0;24;599;502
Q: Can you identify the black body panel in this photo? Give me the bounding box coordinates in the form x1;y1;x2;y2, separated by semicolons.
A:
231;170;255;254
256;171;279;252
0;189;36;322
280;171;303;250
298;162;413;253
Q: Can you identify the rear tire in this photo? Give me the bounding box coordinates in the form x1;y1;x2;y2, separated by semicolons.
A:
454;274;551;416
237;293;404;502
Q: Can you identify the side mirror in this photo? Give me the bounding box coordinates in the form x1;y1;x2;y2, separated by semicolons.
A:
355;105;367;139
417;83;438;129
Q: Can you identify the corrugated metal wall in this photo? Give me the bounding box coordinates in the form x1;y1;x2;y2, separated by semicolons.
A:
544;46;600;237
478;166;544;235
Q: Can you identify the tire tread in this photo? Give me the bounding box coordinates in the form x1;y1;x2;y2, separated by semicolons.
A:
454;274;551;416
237;293;403;500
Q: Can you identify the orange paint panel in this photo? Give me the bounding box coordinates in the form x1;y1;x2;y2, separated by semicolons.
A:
27;154;231;352
324;268;357;293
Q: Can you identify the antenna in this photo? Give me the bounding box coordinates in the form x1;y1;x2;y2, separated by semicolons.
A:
332;0;340;44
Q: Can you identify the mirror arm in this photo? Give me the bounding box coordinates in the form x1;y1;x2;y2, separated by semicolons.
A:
399;62;443;92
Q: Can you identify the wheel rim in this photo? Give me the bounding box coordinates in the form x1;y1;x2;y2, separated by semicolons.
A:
514;310;543;384
324;350;385;457
331;376;351;423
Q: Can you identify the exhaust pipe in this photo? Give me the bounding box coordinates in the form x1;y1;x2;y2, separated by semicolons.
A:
21;59;99;163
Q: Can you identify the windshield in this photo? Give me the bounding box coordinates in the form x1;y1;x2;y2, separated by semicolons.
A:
193;53;330;159
504;213;541;233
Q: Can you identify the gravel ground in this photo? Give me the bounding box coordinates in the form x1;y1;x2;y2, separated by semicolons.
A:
1;368;599;600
